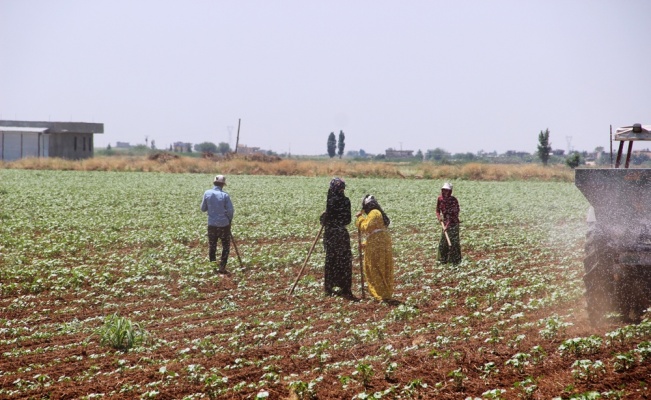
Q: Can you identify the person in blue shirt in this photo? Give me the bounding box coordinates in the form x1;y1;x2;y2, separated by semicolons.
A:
201;175;235;273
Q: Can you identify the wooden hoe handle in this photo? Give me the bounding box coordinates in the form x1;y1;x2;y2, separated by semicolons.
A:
440;220;452;247
358;227;365;299
288;225;324;297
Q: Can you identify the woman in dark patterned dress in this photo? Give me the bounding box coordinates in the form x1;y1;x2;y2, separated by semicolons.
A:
320;177;354;297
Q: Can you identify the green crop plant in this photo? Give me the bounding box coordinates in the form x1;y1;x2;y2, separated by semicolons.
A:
447;368;466;391
559;336;603;357
513;376;538;399
612;351;636;372
384;361;398;380
482;388;507;399
505;352;531;374
478;361;499;380
571;359;605;381
400;378;427;398
353;362;375;389
95;313;149;351
530;345;547;364
635;341;651;362
288;376;321;400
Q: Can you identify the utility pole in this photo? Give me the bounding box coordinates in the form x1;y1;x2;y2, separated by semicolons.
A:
234;118;241;154
610;125;613;167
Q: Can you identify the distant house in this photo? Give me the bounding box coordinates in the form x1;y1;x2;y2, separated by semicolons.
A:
237;144;263;155
115;142;131;149
385;148;414;158
633;149;651;158
173;142;192;152
0;120;104;161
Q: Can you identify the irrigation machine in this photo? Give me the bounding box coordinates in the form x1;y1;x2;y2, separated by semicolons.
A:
575;123;651;324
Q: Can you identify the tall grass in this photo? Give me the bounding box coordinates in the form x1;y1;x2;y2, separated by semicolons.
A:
0;156;575;181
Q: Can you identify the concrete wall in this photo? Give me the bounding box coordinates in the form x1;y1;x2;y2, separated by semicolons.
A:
49;132;94;159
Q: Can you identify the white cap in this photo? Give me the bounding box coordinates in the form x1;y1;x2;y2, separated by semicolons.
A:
363;195;375;205
442;182;452;190
214;175;226;185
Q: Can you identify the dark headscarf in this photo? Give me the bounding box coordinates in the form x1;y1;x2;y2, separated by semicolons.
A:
361;194;391;227
322;177;351;227
328;177;346;196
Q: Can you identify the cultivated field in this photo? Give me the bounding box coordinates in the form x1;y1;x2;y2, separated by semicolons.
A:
1;169;650;399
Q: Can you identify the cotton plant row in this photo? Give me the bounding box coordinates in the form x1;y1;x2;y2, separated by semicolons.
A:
1;169;649;398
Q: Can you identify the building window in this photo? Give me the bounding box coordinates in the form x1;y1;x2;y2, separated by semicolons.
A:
74;137;77;151
90;136;93;151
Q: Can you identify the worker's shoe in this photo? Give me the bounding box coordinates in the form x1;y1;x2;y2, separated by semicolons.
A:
213;265;227;274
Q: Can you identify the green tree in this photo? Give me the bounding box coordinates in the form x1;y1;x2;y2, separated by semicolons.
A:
537;129;552;166
453;152;476;162
132;144;149;154
337;130;345;159
566;152;582;169
426;148;450;162
217;142;231;155
194;142;219;153
327;132;336;158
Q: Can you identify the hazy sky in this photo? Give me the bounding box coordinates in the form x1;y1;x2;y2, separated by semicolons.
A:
1;1;650;156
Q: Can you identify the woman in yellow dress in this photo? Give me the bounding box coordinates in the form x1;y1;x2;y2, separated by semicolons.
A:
355;195;394;301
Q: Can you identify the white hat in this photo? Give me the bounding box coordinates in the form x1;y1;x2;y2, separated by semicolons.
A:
214;175;226;185
442;182;452;190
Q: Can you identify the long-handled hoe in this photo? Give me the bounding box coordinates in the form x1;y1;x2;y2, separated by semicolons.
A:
357;227;365;299
288;225;324;297
230;233;244;269
439;220;452;247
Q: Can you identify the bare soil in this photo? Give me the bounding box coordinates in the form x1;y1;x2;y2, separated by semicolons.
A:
1;243;650;400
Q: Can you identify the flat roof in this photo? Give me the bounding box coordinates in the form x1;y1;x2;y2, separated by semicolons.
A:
0;120;103;134
0;127;49;133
